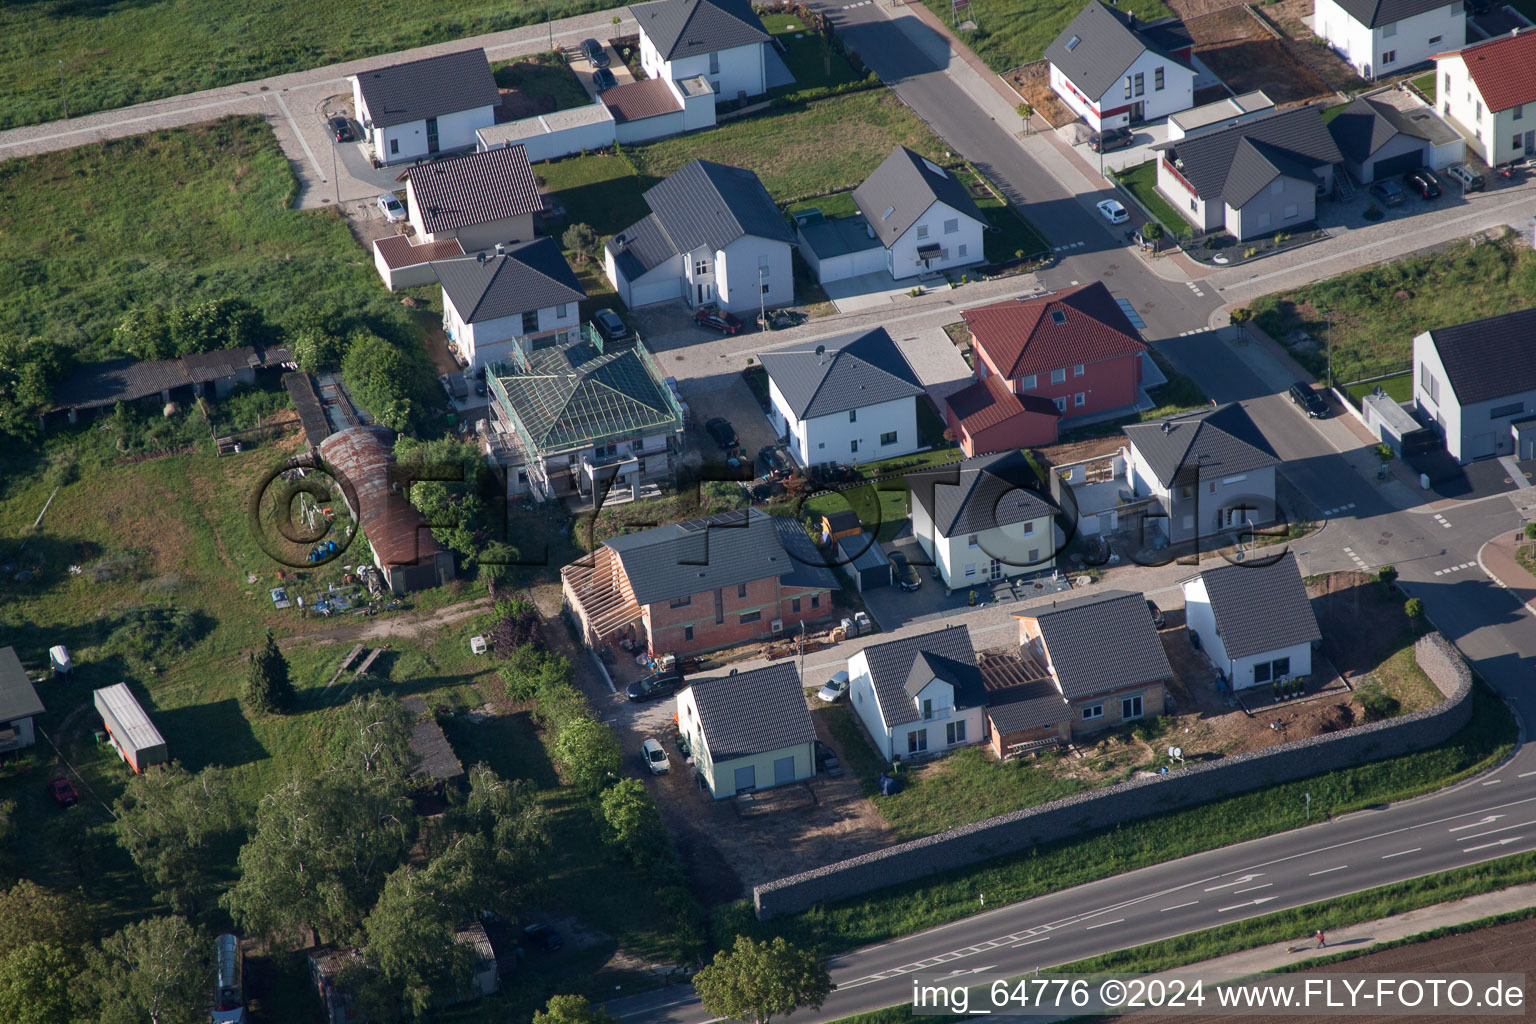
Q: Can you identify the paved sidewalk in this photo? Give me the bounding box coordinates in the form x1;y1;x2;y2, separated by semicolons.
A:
1478;530;1536;612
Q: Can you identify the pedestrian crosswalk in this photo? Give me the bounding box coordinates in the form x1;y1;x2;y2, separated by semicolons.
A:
1322;502;1355;516
1434;562;1476;577
1052;241;1086;252
1177;328;1207;336
839;1;872;8
1433;513;1453;529
1185;280;1206;298
1342;546;1369;570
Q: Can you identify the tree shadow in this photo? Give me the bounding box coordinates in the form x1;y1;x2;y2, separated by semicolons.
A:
153;697;268;771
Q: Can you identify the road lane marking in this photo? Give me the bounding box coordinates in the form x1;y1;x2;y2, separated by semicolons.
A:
1011;937;1050;947
1458;818;1536;841
1483;778;1503;785
1449;815;1503;832
1217;896;1277;913
1382;848;1421;859
1161;901;1200;912
1309;865;1347;876
1464;836;1525;852
1521;771;1536;778
1234;883;1273;894
1085;919;1124;930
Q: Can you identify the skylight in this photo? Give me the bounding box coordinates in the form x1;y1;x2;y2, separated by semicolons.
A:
1050;310;1068;325
882;206;896;220
921;157;947;177
1066;35;1081;50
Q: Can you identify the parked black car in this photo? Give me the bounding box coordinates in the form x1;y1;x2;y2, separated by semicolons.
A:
625;671;683;702
522;923;563;953
591;307;628;340
1288;380;1328;418
889;551;922;591
705;417;738;449
1404;168;1442;199
592;67;618;93
1146;599;1165;630
328;116;352;143
580;37;610;68
1088;127;1133;153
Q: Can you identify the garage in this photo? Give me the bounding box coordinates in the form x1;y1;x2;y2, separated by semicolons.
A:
1329;96;1462;184
626;274;683;308
836;530;892;592
796;212;887;285
1367;149;1424;182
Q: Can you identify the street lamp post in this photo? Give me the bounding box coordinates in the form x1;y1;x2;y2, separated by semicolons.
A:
759;265;767;330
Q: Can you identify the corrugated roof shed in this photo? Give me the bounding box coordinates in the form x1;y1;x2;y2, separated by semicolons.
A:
403;696;466;783
373;234;465;270
283;372;332;447
354;48;499;129
601;78;683;122
93;683;166;754
686;662;813;761
317;427;446;569
408;145;545;235
49;346;287;413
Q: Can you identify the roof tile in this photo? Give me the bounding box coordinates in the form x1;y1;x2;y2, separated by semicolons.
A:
407;145;545;235
686;662;814;761
962;283;1148;379
354;49;500;130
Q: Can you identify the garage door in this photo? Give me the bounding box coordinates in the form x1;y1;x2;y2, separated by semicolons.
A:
773;755;796;785
1465;431;1496;460
1368;150;1424;182
629;276;682;308
852;245;887;276
733;764;756;793
818;253;859;284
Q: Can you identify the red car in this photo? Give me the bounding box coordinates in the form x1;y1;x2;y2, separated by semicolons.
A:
694;307;743;335
47;776;79;808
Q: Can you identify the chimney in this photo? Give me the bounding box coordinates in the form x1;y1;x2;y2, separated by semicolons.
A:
495;242;506;255
815;344;828;364
1161;420;1170;434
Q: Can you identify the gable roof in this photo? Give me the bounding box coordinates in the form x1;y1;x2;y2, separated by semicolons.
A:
492;338;684;456
945;374;1062;437
0;647;44;722
758;327;925;420
433;238;585;323
1439;29;1536;113
1185;551;1320;660
1155;107;1341;205
986;679;1071;734
686;662;813;761
860;625;985;729
606;509;836;606
1334;0;1457;29
630;0;770;60
1019;590;1172;699
1123;403;1279;488
353;49;500;130
407;145;544;235
1422;306;1536;405
853;147;987;249
609;161;794;274
1327;96;1432;165
1044;1;1192;99
907;450;1059;538
962;283;1148;379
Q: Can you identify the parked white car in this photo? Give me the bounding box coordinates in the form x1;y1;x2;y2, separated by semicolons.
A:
377;193;406;223
641;738;670;775
1096;199;1128;224
817;670;850;703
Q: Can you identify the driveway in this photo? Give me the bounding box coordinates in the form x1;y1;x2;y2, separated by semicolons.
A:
680;376;779;465
886;325;976;406
823;271;925;312
1063;120;1172;177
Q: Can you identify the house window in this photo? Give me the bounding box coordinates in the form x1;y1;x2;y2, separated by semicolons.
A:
1074;392;1086;407
1023;521;1034;535
1272;657;1291;677
389;138;399;155
916;224;929;239
944;218;959;234
964;563;977;578
922;698;933;720
1516;106;1525;121
1254;661;1271;683
694;258;710;276
811;594;820;609
1154;66;1164;91
1428;34;1442;44
715;589;724;624
762;283;770;295
1054;396;1067;412
850;439;859;453
792;597;801;613
1444;73;1451;95
1382;20;1397;35
1066;34;1081;50
1492;402;1525;419
1081;704;1104;721
670;596;692;608
1516;135;1526;150
849;409;857;423
1133;72;1144;97
1125;76;1133;100
817;441;826;449
740;611;761;624
522;310;539;334
907;730;928;754
1028;548;1040;562
947;720;967;744
958;244;967;257
1073;364;1085;376
967;534;979;548
1051;368;1067;384
555;303;569;318
1475;100;1482;120
881;431;898;446
709;52;720;74
1189;198;1198;212
1256;211;1271;229
684;626;693;641
1382;49;1396;65
1180;485;1194;499
738;583;748;598
1122;695;1144;720
1018;374;1038;391
1284;203;1299;219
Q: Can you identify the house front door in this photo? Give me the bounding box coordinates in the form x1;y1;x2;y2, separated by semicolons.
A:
696;282;713;305
1128;101;1145;123
989;559;1002;581
426;116;439;154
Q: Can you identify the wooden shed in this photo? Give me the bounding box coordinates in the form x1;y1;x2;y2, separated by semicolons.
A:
94;683;168;773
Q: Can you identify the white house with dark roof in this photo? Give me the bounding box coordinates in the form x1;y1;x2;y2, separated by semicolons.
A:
405;144;544;251
905;450;1062;589
1413;306;1536;462
1014;590;1171;735
604;160;795;313
1315;0;1464;81
0;647;44;755
1122;403;1280;544
432;238;586;372
677;662;816;798
1181;552;1320;691
1153;107;1342;241
759;327;925;466
847;625;989;760
350;49;500;164
630;0;771;103
1327;95;1463;182
1433;29;1536;166
851;147;988;280
1045;0;1196;132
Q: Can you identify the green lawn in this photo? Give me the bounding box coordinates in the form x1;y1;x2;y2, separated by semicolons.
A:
1115;159;1195;237
1321;101;1350;124
537;152;657;238
920;0;1174;73
0;0;619;130
0;116;412;361
762;13;864;91
1410;72;1437;102
492;55;591;112
804;448;965;543
1251;232;1536;383
1345;371;1413;402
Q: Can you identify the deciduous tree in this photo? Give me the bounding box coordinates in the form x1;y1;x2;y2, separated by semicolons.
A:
534;994;617;1024
77;916;210;1024
693;936;833;1024
561;223;601;265
112;762;235;916
0;880;89;957
363;861;474;1017
0;941;77;1024
598;778;663;856
553;716;621;793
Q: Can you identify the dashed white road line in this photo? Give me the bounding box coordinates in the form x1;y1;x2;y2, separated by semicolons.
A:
1434;561;1476;576
1381;848;1421;859
1161;901;1200;912
1322;502;1356;516
1309;865;1348;876
1084;919;1124;930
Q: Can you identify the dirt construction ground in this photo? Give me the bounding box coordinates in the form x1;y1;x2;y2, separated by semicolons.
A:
1108;914;1536;1024
1183;7;1335;107
1002;61;1077;129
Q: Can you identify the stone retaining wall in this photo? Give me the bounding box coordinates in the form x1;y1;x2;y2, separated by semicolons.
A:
754;633;1474;918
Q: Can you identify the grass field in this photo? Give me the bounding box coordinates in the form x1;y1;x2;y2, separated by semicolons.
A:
921;0;1174;74
1251;232;1536;383
1409;71;1437;102
0;0;619;130
492;56;591;112
0;116;412;362
1345;371;1413;402
1115;160;1195;237
804;448;966;543
762;12;864;91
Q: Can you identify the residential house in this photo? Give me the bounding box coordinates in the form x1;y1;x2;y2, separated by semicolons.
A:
1181;551;1320;690
959;282;1151;432
1167;90;1274;140
317;427;458;594
847;625;989;761
631;0;771;104
1433;28;1536;166
433;238;586;373
850;147;988;280
677;663;816;798
760;327;926;467
405;144;544;251
1121;403;1280;544
484;334;686;503
605;160;796;313
350;49;501;164
561;508;837;657
906;450;1062;589
1413;306;1536;462
943;374;1062;457
1315;0;1464;80
1045;0;1196;132
975;651;1073;757
1014;590;1172;734
1152;107;1342;241
0;647;43;756
1327;94;1464;182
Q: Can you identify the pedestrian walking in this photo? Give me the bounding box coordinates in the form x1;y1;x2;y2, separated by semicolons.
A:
1315;930;1326;948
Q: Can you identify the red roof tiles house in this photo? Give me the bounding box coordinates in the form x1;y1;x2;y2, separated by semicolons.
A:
944;374;1061;455
961;282;1148;380
1435;29;1536;112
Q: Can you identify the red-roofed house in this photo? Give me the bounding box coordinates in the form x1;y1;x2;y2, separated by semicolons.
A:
943;374;1061;456
1434;29;1536;166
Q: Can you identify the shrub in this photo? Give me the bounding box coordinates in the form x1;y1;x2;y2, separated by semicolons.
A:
1405;597;1424;619
1377;565;1398;585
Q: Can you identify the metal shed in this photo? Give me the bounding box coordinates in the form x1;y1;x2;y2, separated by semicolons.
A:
836;531;892;592
93;683;168;773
